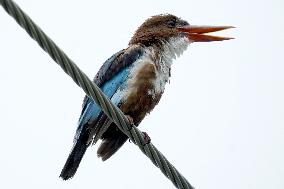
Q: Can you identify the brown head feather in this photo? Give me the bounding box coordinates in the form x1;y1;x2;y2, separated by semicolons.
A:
129;14;189;46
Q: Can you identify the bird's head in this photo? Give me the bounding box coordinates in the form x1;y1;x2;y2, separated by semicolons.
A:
129;14;233;46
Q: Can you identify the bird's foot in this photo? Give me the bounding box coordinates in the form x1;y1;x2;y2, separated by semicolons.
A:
142;132;151;145
128;132;151;144
125;115;135;127
124;115;150;144
125;115;135;143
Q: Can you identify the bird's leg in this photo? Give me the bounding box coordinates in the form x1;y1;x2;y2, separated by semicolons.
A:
124;115;151;144
125;115;135;143
125;115;135;127
128;131;151;145
142;132;151;145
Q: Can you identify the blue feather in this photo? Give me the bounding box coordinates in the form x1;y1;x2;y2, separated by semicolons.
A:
60;46;145;179
75;67;130;140
75;47;144;137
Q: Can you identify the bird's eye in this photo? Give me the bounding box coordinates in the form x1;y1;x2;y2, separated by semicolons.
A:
167;20;176;28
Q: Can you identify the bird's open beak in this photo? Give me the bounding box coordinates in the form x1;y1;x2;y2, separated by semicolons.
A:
178;25;234;42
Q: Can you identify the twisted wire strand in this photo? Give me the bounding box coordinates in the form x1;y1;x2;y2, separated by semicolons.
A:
0;0;194;188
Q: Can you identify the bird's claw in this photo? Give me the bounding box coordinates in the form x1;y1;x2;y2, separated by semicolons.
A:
128;132;151;145
125;115;150;145
126;115;134;143
125;115;135;131
142;132;151;145
125;115;134;125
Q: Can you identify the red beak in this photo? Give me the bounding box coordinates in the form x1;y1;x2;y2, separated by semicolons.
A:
178;25;234;42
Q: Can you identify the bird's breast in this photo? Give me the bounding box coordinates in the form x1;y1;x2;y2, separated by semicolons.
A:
120;54;170;124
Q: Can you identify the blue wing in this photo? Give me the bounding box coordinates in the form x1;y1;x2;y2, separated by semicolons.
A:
60;46;144;180
75;46;143;141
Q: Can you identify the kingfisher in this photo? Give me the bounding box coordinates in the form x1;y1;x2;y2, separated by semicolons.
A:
60;14;233;180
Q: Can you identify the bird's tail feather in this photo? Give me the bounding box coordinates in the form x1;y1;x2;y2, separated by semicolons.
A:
60;136;88;180
97;135;128;161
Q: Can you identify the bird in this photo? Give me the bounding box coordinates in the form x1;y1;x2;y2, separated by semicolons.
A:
60;14;233;180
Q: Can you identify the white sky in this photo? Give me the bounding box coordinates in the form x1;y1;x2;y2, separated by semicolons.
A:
0;0;284;188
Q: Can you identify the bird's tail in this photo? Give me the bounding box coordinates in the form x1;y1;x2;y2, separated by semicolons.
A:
60;135;89;180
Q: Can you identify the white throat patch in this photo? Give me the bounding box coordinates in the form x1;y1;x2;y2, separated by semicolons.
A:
160;36;190;67
149;36;190;96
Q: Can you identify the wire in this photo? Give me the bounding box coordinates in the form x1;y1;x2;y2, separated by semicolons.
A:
0;0;194;188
